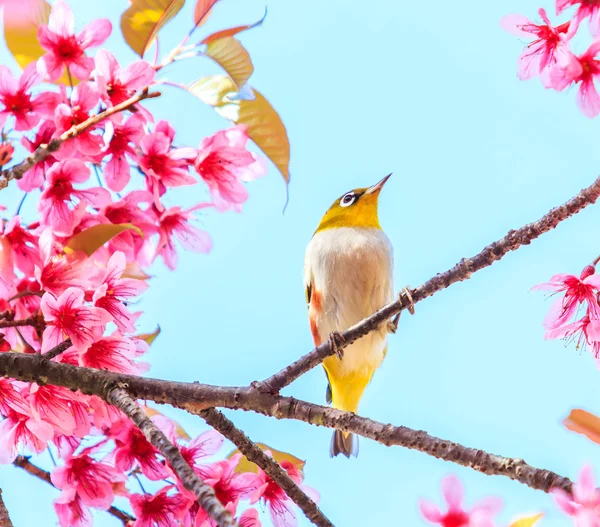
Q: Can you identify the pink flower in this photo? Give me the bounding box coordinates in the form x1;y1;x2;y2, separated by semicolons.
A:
54;488;92;527
78;335;138;373
0;406;54;463
95;49;155;109
552;465;600;526
130;487;185;527
0;62;58;131
108;417;167;481
102;114;145;191
533;265;600;329
178;429;224;468
1;216;41;276
51;452;126;508
549;41;600;118
36;249;90;298
0;378;29;416
500;9;572;86
557;0;600;37
37;0;111;81
139;120;197;205
545;314;600;357
250;457;317;527
28;383;90;437
419;475;502;527
91;251;148;332
41;287;111;353
194;502;262;527
38;159;111;236
20;120;57;191
154;205;213;270
194;125;266;212
53;82;104;160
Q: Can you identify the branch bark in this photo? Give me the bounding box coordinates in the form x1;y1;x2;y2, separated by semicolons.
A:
104;386;237;527
200;408;332;527
0;489;13;527
12;455;134;524
257;173;600;394
0;89;161;190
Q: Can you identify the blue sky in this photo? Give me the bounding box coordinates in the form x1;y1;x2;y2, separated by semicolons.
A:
3;0;600;525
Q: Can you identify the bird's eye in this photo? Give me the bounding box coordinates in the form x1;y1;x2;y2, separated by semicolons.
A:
340;193;356;207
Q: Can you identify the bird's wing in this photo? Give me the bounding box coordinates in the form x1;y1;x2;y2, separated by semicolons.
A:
303;251;313;307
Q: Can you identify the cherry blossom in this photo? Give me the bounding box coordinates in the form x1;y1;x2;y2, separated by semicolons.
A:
557;0;600;37
102;114;145;191
20;120;58;191
552;465;600;526
0;406;54;463
545;314;600;357
419;475;502;527
130;487;185;527
37;0;111;81
194;125;266;212
54;488;92;527
1;216;41;276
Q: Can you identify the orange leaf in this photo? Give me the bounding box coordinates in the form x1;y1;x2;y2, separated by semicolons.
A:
121;0;184;57
64;223;142;257
205;37;253;89
200;8;267;45
509;513;543;527
122;261;152;280
191;75;290;183
136;326;161;346
564;408;600;444
193;0;219;26
228;443;305;475
143;406;190;440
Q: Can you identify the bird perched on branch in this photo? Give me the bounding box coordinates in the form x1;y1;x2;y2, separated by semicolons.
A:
304;174;411;458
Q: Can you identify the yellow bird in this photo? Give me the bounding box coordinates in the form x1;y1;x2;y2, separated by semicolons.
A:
304;174;396;458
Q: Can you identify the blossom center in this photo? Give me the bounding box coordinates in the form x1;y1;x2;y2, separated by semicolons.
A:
442;511;470;527
2;90;32;114
56;35;84;61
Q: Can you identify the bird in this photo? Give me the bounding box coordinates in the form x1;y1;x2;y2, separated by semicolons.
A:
304;174;406;458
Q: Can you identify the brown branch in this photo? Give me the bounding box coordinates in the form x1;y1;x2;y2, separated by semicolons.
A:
0;317;37;329
104;386;237;527
44;339;72;360
12;455;134;524
0;89;161;190
0;489;13;527
257;173;600;394
200;408;332;527
0;353;575;496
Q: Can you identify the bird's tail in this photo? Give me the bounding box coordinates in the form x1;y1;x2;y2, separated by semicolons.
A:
330;430;358;458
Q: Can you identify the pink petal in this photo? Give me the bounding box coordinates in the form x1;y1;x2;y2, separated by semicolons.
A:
551;488;577;515
120;60;155;90
94;49;119;82
18;62;40;91
104;155;130;192
69;56;95;81
77;19;112;49
48;0;74;37
577;79;600;118
543;296;577;329
418;499;443;522
441;474;464;511
74;82;100;111
471;496;503;515
76;186;112;207
60;159;91;183
0;66;17;96
500;14;535;38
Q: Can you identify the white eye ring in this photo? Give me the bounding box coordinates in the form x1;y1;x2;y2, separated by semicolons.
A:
340;193;356;207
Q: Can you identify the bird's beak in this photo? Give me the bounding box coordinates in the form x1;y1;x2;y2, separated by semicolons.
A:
365;173;392;195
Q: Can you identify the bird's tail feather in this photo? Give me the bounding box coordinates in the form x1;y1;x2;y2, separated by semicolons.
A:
330;430;358;458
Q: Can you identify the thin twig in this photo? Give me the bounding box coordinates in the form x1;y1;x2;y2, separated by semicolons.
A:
44;340;72;360
104;386;238;527
256;172;600;394
200;408;332;527
0;489;13;527
0;353;576;496
12;455;134;524
0;317;37;329
0;90;161;190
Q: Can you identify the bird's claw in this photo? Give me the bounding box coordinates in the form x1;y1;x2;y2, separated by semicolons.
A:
328;331;346;360
400;286;415;315
387;314;400;334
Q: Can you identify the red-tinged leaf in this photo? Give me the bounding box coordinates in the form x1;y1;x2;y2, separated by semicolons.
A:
121;0;184;57
142;406;190;440
136;326;161;346
228;443;305;475
2;0;72;85
191;75;290;183
564;408;600;444
194;0;219;26
64;223;142;257
200;8;267;45
205;37;253;89
509;513;543;527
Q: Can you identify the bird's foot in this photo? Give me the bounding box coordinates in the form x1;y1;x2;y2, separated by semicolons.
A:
328;331;346;360
387;314;400;334
400;286;415;315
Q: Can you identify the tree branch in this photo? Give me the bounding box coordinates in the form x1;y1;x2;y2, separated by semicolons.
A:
0;353;575;496
0;89;161;190
200;408;332;527
0;489;13;527
256;173;600;394
43;339;72;360
12;455;134;524
0;317;38;329
104;386;237;527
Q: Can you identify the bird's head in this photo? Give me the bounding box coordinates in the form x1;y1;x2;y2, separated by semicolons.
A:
314;174;391;233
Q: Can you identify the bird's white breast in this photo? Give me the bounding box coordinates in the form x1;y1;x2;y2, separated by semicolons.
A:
304;227;394;377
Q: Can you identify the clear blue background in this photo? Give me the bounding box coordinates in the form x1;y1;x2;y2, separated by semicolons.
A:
1;0;600;525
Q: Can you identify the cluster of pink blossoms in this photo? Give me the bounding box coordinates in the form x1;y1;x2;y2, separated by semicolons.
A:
533;264;600;359
0;1;318;526
419;470;600;526
502;0;600;117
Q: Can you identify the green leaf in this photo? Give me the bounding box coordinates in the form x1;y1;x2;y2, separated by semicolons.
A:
121;0;184;57
191;75;290;183
64;224;142;257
